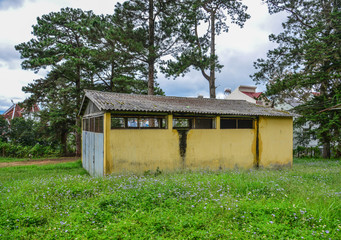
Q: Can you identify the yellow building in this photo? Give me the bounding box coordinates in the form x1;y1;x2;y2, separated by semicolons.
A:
79;90;293;176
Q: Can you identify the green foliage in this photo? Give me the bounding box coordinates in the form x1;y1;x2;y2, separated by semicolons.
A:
8;117;36;146
294;145;321;158
0;116;8;142
16;7;165;156
163;0;250;98
252;0;341;158
0;141;61;158
0;159;340;239
15;8;97;73
83;13;164;95
113;0;182;95
15;8;100;156
0;114;62;157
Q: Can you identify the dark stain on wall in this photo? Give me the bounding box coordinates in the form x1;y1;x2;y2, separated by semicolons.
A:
177;129;189;168
256;117;260;168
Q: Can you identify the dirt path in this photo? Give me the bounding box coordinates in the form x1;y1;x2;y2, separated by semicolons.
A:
0;157;79;168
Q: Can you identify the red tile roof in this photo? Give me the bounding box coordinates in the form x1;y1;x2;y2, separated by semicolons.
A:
241;91;262;99
3;103;39;123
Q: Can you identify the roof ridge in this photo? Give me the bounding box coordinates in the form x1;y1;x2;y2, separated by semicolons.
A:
85;89;248;103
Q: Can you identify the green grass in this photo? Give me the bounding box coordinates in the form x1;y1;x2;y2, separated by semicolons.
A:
0;157;69;163
0;157;31;163
0;159;340;239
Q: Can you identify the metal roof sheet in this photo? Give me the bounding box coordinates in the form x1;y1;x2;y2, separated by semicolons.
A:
79;90;293;117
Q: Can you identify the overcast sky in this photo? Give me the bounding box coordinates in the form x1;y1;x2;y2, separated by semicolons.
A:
0;0;286;112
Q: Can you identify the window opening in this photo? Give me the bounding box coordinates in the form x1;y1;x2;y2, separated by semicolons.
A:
220;119;237;129
139;117;165;128
220;118;253;129
83;116;103;133
95;116;103;133
127;118;138;128
173;117;216;129
111;115;167;129
173;118;192;128
111;117;125;128
238;119;253;129
90;118;95;132
195;118;215;129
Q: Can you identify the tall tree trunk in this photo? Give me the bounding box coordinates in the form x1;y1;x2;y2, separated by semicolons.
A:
61;94;69;156
61;130;68;156
110;61;115;91
148;61;155;95
320;80;331;159
148;0;155;95
209;10;216;99
75;65;82;157
322;141;331;159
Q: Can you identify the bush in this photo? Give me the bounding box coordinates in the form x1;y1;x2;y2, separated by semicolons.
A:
294;146;321;158
0;140;61;158
28;144;45;158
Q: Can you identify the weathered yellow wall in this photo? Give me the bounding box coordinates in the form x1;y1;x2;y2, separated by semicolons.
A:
103;114;293;174
185;128;255;170
103;113;111;175
258;116;293;168
106;115;257;173
106;115;181;174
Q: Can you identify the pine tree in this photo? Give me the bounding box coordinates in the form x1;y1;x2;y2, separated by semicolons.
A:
163;0;250;98
252;0;341;158
113;0;183;95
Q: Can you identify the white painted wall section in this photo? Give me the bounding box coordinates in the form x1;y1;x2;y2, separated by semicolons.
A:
225;89;256;103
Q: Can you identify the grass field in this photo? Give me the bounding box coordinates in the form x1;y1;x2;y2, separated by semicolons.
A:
0;157;68;163
0;157;32;163
0;158;340;239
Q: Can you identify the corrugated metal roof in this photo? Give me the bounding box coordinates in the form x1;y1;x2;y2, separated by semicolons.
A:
79;90;293;117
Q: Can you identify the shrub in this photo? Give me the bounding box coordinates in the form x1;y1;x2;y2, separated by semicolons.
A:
0;140;61;158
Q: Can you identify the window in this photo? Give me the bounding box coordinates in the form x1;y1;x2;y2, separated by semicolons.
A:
238;119;253;129
195;118;215;129
220;118;253;129
111;115;167;129
173;117;215;129
83;118;89;131
220;119;237;129
111;117;125;128
83;116;103;133
127;118;138;128
95;116;103;133
139;117;166;128
173;118;192;128
90;118;95;131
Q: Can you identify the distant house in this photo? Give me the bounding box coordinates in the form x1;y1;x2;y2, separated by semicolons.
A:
3;102;39;124
79;90;293;176
275;98;301;111
225;85;271;107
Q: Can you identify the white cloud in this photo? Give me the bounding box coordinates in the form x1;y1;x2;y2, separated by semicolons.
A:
0;67;44;99
0;0;25;10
